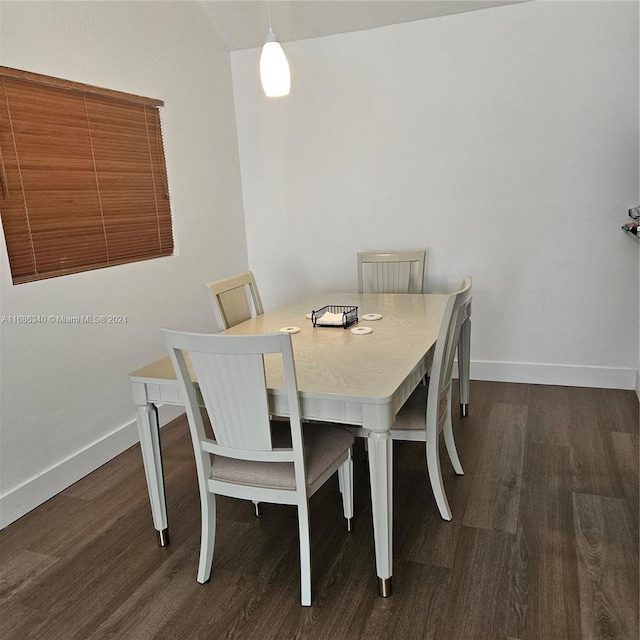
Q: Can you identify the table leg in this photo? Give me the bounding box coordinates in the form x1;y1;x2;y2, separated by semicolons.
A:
136;403;170;546
367;430;393;597
458;316;471;417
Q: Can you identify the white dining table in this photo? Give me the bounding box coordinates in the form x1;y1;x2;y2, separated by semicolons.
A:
129;292;468;597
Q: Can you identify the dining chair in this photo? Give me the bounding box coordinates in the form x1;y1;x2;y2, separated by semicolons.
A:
357;250;426;294
347;276;472;521
204;271;264;331
163;329;354;607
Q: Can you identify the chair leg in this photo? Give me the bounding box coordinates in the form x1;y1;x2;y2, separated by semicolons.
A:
297;503;312;606
426;442;452;521
252;500;263;517
443;415;464;476
337;450;354;532
197;490;217;583
458;319;471;416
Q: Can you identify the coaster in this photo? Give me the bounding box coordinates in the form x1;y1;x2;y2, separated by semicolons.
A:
351;326;373;336
279;326;300;334
362;313;382;321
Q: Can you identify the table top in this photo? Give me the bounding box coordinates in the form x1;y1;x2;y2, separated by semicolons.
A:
129;292;450;404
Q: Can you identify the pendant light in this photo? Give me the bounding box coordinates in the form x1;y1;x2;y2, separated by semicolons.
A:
260;1;290;97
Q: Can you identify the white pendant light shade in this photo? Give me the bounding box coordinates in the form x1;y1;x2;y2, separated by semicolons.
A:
260;29;290;97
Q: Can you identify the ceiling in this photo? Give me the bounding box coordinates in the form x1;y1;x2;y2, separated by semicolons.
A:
200;0;529;51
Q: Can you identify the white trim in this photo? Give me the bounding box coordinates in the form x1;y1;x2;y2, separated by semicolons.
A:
0;405;185;529
463;360;638;391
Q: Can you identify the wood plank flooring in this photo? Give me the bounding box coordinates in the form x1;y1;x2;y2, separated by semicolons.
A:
1;381;637;639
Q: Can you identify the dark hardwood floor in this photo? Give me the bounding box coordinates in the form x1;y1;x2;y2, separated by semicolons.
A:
1;381;638;639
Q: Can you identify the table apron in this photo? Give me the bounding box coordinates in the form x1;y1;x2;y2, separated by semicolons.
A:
132;354;428;433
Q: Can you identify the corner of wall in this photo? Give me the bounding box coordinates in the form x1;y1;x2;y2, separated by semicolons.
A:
0;406;185;530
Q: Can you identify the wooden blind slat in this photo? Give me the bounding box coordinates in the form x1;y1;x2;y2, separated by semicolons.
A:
0;68;173;284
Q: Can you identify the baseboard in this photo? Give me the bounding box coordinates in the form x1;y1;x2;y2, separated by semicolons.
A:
0;405;185;530
466;360;638;391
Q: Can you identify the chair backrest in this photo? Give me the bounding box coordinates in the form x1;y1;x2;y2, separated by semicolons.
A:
204;271;264;330
163;330;307;493
357;250;426;294
427;276;472;432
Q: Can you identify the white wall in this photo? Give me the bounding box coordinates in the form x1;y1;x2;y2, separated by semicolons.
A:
231;0;639;391
0;1;248;527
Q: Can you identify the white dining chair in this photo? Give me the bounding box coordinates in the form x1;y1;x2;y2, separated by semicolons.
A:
357;250;426;294
347;276;472;521
204;271;264;331
163;329;354;607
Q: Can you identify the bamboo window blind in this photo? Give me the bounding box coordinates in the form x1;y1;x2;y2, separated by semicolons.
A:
0;66;173;284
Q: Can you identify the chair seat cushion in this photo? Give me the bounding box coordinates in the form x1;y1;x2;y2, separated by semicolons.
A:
210;423;354;490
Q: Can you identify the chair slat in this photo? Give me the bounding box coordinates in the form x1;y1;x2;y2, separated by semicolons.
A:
217;288;253;328
357;250;425;294
191;351;273;451
204;271;264;330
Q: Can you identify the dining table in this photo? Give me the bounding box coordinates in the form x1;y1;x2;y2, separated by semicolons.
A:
129;292;471;597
